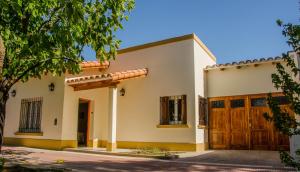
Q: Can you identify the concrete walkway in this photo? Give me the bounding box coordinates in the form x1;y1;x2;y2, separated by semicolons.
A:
1;146;296;172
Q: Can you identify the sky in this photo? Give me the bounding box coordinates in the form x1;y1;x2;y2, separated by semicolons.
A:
82;0;299;64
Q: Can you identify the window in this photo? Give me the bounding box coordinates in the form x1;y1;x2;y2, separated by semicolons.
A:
272;96;290;105
199;96;207;126
19;97;43;133
251;98;266;107
211;100;225;108
230;99;245;108
160;95;187;125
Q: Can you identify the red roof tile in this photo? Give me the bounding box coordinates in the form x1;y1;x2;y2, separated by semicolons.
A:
80;61;110;69
66;68;148;85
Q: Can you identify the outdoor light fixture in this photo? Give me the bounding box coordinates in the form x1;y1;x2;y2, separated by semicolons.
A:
120;88;125;96
48;83;55;92
11;90;16;97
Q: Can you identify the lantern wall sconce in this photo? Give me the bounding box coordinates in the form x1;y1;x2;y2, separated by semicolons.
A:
11;90;16;97
120;88;125;96
48;83;55;92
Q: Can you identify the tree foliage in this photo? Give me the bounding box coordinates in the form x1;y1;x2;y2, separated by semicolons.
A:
265;20;300;170
0;0;134;150
0;0;134;94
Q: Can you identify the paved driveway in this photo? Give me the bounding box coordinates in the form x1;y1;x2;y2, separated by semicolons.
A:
178;150;284;167
1;146;296;172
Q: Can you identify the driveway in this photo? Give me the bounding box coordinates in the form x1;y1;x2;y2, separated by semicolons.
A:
178;150;284;167
1;146;296;172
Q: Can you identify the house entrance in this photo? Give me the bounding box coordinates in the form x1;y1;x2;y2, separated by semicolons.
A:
77;99;90;147
208;93;291;150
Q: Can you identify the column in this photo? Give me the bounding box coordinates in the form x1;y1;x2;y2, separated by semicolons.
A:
107;86;117;151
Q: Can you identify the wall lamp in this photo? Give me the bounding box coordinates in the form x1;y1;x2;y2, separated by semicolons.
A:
48;83;55;92
120;88;125;96
10;89;16;97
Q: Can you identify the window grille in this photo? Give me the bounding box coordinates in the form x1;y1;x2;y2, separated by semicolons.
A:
19;97;43;133
160;95;187;125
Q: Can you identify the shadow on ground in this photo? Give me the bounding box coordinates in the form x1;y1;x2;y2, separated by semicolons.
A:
178;150;286;166
1;147;296;172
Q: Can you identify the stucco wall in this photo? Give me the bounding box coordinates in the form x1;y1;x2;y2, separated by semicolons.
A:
62;39;199;144
206;63;282;97
193;40;216;144
5;75;65;140
61;85;108;141
110;39;197;143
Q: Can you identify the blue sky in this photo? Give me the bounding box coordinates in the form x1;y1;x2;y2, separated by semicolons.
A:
83;0;299;64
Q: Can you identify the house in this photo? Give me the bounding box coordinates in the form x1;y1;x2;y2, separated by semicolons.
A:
3;34;300;153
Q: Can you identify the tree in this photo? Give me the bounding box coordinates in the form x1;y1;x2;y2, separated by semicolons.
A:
0;0;134;150
265;21;300;170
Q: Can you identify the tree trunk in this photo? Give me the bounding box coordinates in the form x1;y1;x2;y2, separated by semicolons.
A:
0;92;8;152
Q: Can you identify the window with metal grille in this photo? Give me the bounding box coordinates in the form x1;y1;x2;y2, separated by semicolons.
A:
19;97;43;133
160;95;187;125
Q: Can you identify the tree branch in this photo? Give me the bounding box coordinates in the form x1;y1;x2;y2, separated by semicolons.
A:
37;5;64;32
7;57;80;90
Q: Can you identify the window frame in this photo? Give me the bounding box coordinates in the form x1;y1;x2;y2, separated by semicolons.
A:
18;97;43;133
160;95;187;125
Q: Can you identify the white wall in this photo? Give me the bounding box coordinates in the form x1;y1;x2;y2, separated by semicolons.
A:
61;83;109;141
206;63;282;97
62;39;198;143
5;75;65;140
193;40;216;144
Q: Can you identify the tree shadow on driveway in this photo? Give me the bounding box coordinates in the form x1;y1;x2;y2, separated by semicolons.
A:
1;147;296;172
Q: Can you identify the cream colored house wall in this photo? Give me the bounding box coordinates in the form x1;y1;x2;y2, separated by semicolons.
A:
109;39;196;143
289;52;300;158
5;75;65;140
61;84;108;141
206;63;281;97
61;39;198;144
193;40;216;144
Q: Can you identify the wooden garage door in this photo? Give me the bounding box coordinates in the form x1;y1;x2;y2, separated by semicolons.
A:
209;93;291;150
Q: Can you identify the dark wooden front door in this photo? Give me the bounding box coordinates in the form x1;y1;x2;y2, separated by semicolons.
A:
209;93;291;150
77;100;90;146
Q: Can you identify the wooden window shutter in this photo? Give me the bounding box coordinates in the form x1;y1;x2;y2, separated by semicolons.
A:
160;97;169;124
181;95;187;124
199;96;207;126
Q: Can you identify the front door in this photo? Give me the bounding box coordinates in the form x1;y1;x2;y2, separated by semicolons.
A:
77;100;90;146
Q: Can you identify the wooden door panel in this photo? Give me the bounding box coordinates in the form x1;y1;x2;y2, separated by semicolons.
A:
273;105;292;150
251;131;270;150
209;109;228;149
209;93;291;151
230;107;248;149
210;132;227;149
250;107;271;150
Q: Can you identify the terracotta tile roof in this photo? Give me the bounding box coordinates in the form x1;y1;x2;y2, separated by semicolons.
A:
205;56;283;70
80;61;110;69
66;68;148;85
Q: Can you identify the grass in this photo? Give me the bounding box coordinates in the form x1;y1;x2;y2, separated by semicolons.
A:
0;157;67;172
130;147;181;159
